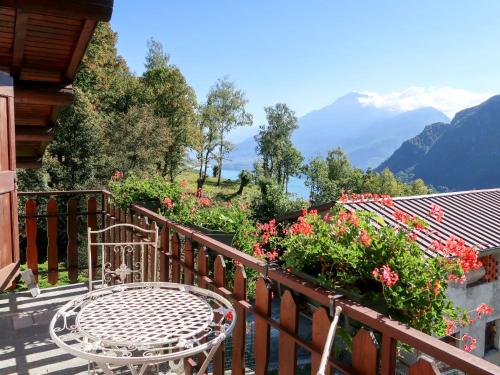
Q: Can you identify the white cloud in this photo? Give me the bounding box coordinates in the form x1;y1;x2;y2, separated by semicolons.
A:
357;87;494;118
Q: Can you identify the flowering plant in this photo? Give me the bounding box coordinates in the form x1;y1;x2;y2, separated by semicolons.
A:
109;175;181;210
269;194;493;348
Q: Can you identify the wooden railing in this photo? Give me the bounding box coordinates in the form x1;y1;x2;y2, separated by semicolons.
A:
16;190;500;375
18;190;106;284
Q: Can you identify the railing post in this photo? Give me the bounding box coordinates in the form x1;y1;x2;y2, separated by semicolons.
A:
254;277;271;375
171;233;180;283
25;199;38;281
352;328;378;375
47;198;58;285
213;255;226;375
159;225;170;282
184;237;194;285
381;334;397;375
279;290;298;375
311;307;332;375
67;198;78;283
231;265;247;375
87;197;97;278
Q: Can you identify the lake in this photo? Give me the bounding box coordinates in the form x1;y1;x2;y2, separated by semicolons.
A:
221;169;310;199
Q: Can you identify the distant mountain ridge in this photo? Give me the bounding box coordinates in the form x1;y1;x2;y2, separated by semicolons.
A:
227;92;448;170
377;95;500;190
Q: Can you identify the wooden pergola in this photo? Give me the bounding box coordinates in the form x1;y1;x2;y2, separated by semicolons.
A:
0;0;113;288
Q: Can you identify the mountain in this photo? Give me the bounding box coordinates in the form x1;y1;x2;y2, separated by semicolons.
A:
377;95;500;190
226;92;448;170
346;107;449;169
377;122;451;175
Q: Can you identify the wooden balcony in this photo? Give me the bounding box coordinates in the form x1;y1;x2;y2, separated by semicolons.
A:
1;190;500;374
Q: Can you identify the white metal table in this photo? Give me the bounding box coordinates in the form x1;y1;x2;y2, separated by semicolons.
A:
49;282;236;375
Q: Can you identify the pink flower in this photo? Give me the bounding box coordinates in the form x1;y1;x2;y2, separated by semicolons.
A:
180;179;188;188
462;334;477;352
475;303;494;320
372;265;399;287
429;203;444;223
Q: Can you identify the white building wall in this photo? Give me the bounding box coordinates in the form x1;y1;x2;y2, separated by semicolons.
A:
447;254;500;357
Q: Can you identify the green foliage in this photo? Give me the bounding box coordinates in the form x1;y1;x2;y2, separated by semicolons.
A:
304;147;432;204
109;175;181;209
141;60;197;181
237;170;252;195
212;165;219;178
251;178;307;222
255;103;303;189
105;105;172;174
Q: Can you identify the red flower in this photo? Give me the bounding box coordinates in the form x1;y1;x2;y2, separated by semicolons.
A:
266;249;279;261
359;229;371;247
226;310;234;321
462;334;477;352
445;318;455;335
162;197;173;209
195;187;203;198
429;203;444;223
289;216;313;236
372;265;399;287
475;303;494;320
199;196;212;207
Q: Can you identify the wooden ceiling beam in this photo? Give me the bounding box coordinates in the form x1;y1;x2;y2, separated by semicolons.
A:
15;115;49;126
15;125;54;142
65;19;96;80
12;9;28;77
16;156;43;169
14;81;73;106
1;0;114;21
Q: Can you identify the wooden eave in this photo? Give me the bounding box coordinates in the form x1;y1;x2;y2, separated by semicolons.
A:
0;0;114;168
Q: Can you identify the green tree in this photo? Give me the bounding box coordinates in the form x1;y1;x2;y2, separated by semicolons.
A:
141;41;197;181
255;103;303;189
204;78;253;186
36;23;137;190
105;105;172;174
195;103;219;188
304;147;432;204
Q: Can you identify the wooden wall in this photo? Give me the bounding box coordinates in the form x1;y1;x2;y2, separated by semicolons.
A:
0;72;19;289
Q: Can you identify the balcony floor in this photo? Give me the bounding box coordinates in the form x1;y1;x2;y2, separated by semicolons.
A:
0;283;92;375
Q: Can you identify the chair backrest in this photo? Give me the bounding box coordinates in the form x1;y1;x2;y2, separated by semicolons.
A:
87;223;159;291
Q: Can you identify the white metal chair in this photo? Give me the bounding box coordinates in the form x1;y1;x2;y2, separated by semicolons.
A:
317;306;343;375
87;223;159;291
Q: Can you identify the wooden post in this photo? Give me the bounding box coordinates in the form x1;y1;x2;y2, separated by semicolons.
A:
213;255;226;375
352;328;378;375
25;199;38;280
231;265;247;375
184;238;194;285
254;277;271;375
279;290;298;375
47;198;58;284
67;198;78;283
171;233;180;283
159;225;170;282
87;197;97;278
311;307;332;375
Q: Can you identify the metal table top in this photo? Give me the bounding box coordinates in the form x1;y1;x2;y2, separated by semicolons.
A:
49;282;236;369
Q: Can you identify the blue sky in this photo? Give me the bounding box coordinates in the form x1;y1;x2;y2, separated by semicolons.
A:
111;0;500;142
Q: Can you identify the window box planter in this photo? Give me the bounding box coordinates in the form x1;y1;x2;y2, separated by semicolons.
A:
289;268;388;315
189;224;235;247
